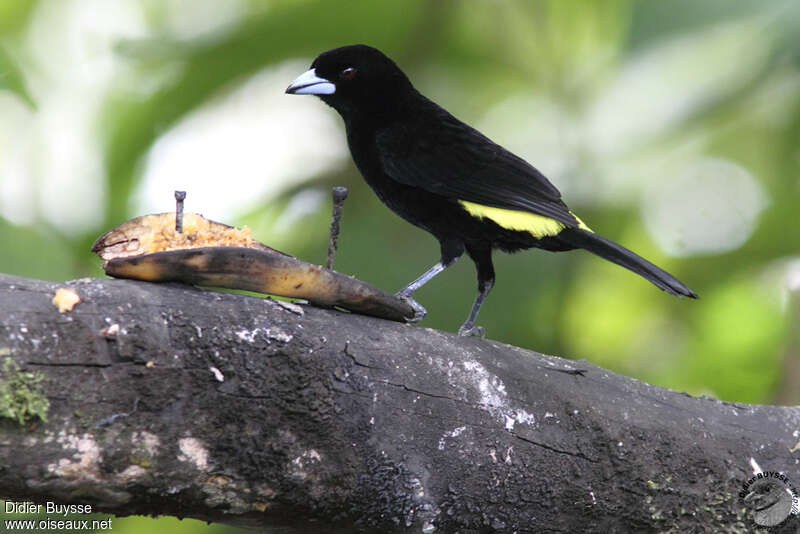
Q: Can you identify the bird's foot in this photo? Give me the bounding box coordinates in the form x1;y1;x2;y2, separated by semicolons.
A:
457;323;485;338
396;293;427;323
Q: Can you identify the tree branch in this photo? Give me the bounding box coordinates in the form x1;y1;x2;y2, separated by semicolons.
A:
0;273;798;533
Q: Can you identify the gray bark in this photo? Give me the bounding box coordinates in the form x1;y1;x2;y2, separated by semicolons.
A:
0;273;798;533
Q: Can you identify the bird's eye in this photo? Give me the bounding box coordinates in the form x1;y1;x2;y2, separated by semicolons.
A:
339;67;356;80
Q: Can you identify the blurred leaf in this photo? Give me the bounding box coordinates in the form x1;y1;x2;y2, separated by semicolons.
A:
0;46;34;108
112;514;244;534
627;0;786;50
0;0;38;36
101;0;428;229
675;279;784;402
561;228;688;370
0;218;75;281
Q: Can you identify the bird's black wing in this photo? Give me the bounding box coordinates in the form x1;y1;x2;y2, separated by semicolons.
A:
375;96;579;227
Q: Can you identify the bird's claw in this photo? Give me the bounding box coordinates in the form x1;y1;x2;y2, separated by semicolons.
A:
397;293;427;323
458;323;485;338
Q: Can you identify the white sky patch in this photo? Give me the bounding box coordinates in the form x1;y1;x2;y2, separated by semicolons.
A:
272;188;327;234
788;267;800;292
0;0;148;231
587;19;770;158
137;60;347;221
0;95;37;225
35;90;107;233
163;0;248;40
473;13;786;256
477;95;575;196
2;14;346;233
643;157;767;256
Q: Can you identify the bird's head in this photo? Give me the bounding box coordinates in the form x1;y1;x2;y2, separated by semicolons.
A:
286;44;413;117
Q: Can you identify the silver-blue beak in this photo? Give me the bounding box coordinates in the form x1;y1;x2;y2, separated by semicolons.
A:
286;68;336;95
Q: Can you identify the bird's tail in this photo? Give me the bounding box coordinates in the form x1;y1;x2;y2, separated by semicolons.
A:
558;228;697;298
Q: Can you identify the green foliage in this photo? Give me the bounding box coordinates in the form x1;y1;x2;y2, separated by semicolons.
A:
680;279;784;403
101;0;427;229
0;46;34;107
1;0;798;413
0;219;82;282
0;0;37;36
0;357;49;425
0;48;35;107
0;0;36;106
112;515;232;534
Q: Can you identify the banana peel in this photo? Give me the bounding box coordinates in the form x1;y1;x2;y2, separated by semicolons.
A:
92;213;415;322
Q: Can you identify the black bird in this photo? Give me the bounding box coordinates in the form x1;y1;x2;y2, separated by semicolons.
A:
286;45;697;336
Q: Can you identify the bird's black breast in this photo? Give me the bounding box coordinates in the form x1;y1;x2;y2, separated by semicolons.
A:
344;118;458;237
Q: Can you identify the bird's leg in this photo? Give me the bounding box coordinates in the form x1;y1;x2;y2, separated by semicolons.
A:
457;280;493;337
396;263;443;323
458;244;495;337
397;239;464;323
397;261;447;297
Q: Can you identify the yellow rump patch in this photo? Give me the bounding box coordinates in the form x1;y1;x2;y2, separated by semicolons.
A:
458;201;592;238
571;212;592;232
